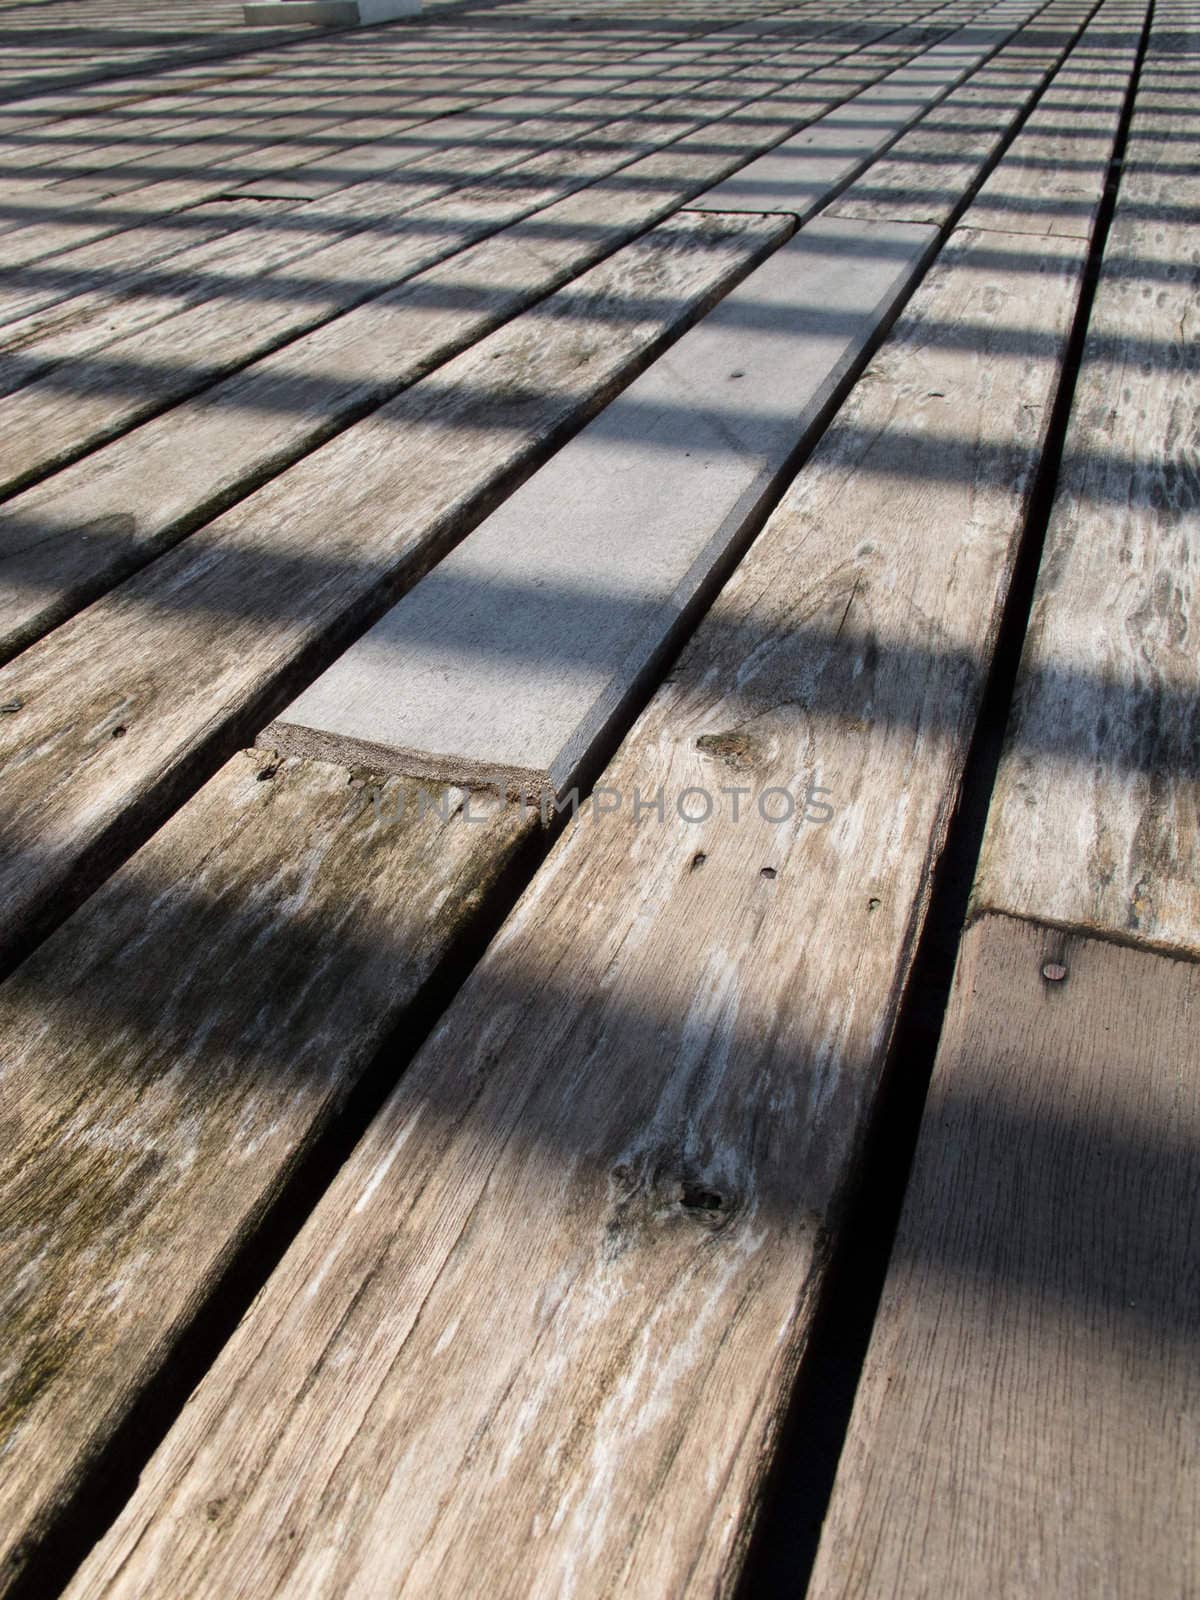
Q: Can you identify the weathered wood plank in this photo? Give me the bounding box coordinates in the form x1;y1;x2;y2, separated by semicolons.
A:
0;20;826;329
63;180;1109;1600
0;14;720;265
0;26;811;371
930;0;1149;236
0;11;958;657
808;916;1200;1600
0;6;306;108
264;215;938;791
973;2;1200;954
0;19;654;176
0;750;536;1597
2;11;822;201
0;210;787;975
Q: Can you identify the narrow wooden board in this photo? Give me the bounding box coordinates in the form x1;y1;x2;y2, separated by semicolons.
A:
0;17;698;266
264;215;938;792
0;0;962;267
0;20;648;176
0;11;957;658
0;210;788;975
688;8;1029;215
808;916;1200;1600
807;16;1197;1595
0;18;824;329
0;192;314;332
63;216;1103;1600
973;6;1200;955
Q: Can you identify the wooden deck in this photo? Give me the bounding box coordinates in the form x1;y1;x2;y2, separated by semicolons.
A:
0;0;1195;1595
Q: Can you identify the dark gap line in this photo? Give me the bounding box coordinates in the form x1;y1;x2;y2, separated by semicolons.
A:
732;0;1156;1593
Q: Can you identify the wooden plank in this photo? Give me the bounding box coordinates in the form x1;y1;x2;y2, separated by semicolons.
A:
954;0;1147;236
1;16;802;200
0;9;959;658
63;159;1113;1600
0;21;649;176
688;5;1034;215
0;25;784;322
0;16;704;265
0;0;966;265
242;0;423;27
0;19;825;327
0;9;306;107
0;209;788;975
0;192;312;333
264;215;938;792
972;3;1200;954
808;917;1200;1600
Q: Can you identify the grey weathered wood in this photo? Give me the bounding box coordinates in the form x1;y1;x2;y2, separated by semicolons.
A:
0;16;703;266
264;215;938;792
243;0;422;25
0;19;807;326
0;210;786;974
0;35;793;392
64;194;1104;1600
688;7;1031;215
973;5;1200;955
808;916;1200;1600
0;13;951;659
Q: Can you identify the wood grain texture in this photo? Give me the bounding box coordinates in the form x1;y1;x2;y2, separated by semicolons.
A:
0;10;713;261
0;748;534;1595
0;210;786;976
0;86;768;485
0;11;845;344
0;16;952;659
974;2;1200;954
808;19;1196;1595
65;206;1098;1600
809;915;1200;1600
